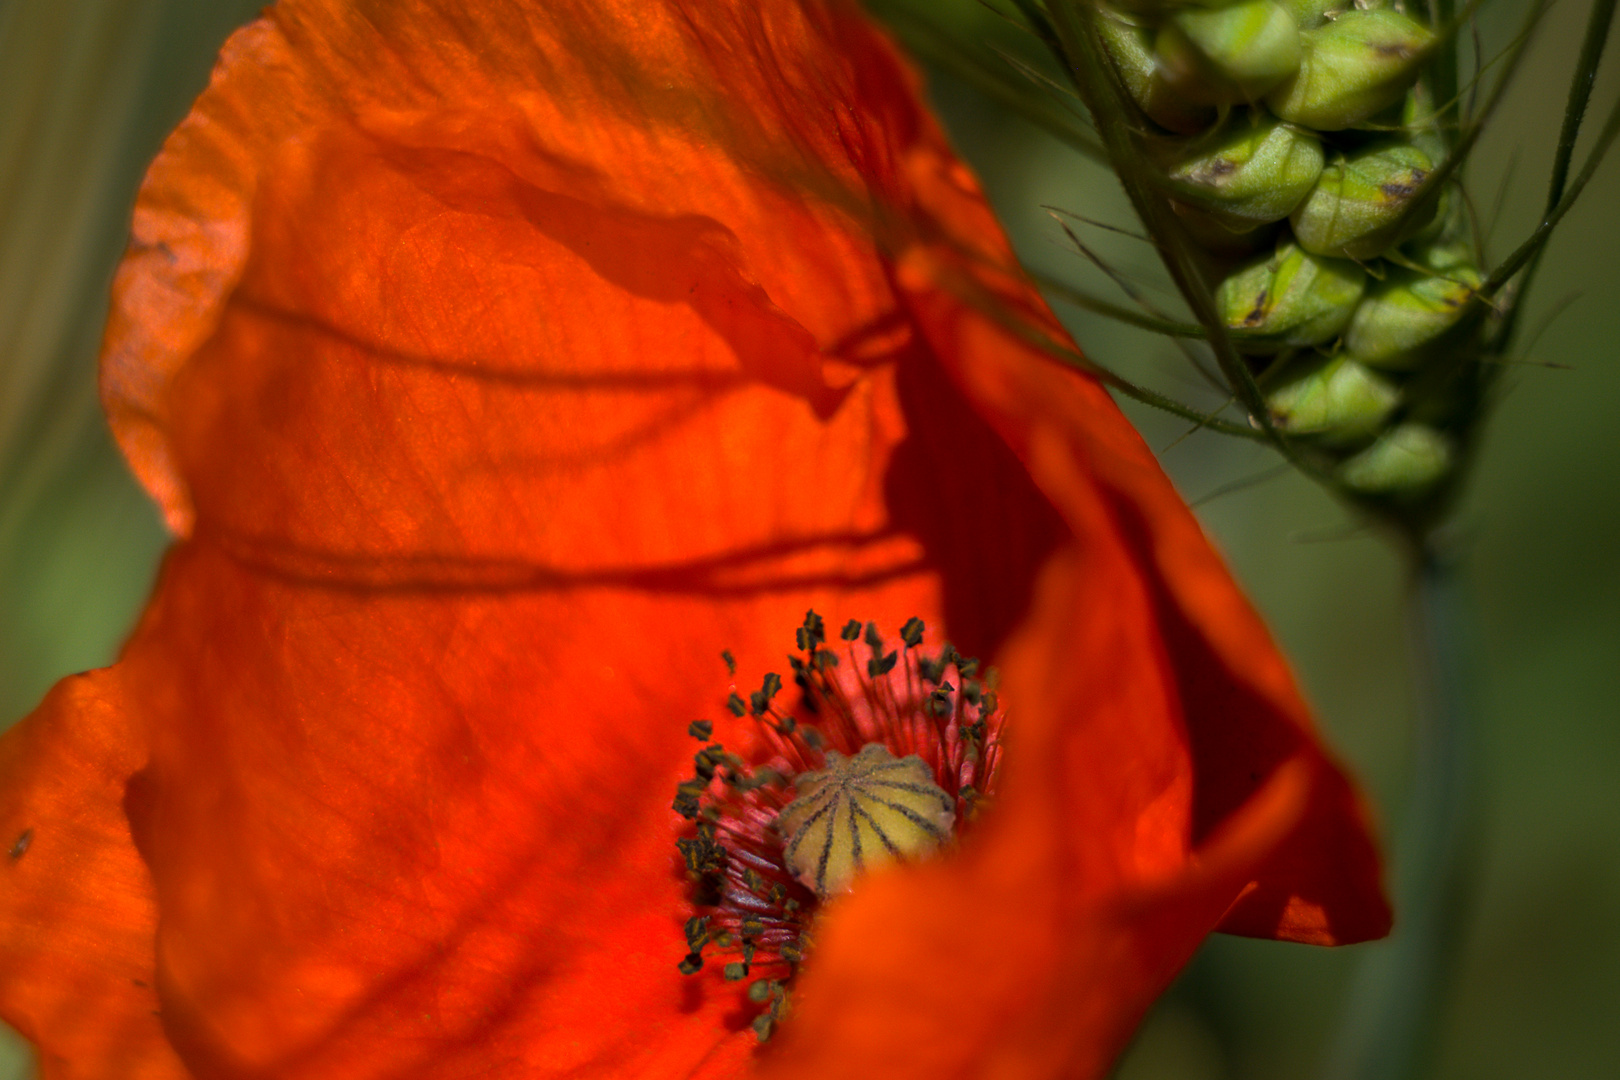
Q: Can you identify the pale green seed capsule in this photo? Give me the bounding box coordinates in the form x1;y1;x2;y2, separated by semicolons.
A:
1399;180;1454;247
1097;12;1217;134
776;743;955;898
1337;422;1452;495
1279;0;1334;30
1280;0;1368;31
1157;0;1304;105
1157;115;1324;230
1291;141;1436;260
1216;242;1367;351
1411;235;1477;276
1401;81;1447;163
1344;256;1482;369
1266;9;1434;130
1266;354;1400;444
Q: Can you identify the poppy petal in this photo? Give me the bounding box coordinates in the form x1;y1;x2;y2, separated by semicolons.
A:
0;672;185;1080
102;1;920;538
81;5;1071;1072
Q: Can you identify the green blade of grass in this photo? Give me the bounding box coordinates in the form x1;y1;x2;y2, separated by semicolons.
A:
1030;268;1209;338
1484;87;1620;301
1487;0;1618;348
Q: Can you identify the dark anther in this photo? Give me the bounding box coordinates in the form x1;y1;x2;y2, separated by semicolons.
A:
9;829;31;861
775;715;797;735
750;672;783;715
676;824;728;877
788;655;810;689
748;979;776;1004
693;745;727;781
962;680;982;705
721;650;737;675
796;610;826;651
779;939;804;963
673;779;706;820
675;836;701;871
678;953;704;975
863;621;883;650
723;961;749;982
840;618;862;642
867;649;898;677
741;917;765;938
684;915;711;948
899;616;925;647
958;656;980;678
726;693;747;717
813;647;839;670
687;719;713;741
752;1014;775;1042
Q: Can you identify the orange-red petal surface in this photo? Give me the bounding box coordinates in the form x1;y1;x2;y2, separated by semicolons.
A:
1;1;1388;1077
0;672;185;1080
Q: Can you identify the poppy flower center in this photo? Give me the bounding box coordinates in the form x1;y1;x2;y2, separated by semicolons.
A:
672;611;1005;1040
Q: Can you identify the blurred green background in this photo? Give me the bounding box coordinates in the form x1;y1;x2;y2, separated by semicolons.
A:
0;0;1615;1077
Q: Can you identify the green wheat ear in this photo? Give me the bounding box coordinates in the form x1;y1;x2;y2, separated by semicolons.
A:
872;0;1620;542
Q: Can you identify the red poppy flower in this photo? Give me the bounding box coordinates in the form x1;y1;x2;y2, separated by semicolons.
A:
0;1;1389;1078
